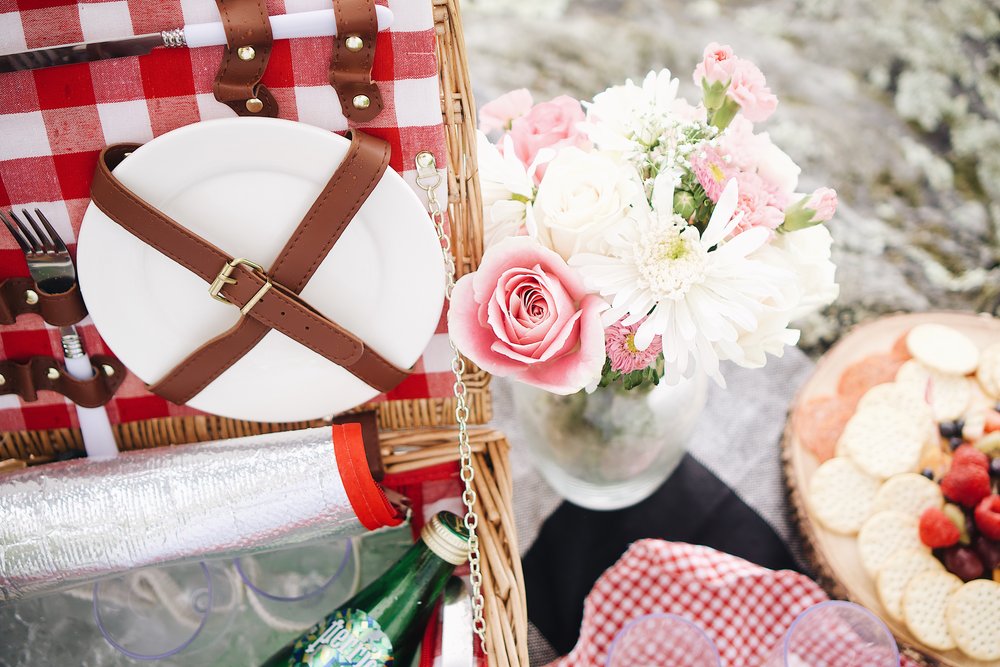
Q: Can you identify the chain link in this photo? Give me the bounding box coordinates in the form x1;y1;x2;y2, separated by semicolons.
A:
415;152;488;656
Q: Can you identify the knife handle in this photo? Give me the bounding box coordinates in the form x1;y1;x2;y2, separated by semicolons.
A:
63;341;119;460
182;6;394;49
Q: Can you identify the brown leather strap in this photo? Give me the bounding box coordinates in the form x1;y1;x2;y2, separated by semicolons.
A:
330;0;383;123
0;355;125;408
0;277;87;326
89;138;410;405
212;0;278;117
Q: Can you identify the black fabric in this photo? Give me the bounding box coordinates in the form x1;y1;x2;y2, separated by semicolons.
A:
523;453;800;655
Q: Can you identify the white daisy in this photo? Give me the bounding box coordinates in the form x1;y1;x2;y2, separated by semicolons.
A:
476;131;550;248
570;179;794;385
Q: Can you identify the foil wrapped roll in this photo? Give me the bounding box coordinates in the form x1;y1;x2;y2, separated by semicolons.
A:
0;425;403;603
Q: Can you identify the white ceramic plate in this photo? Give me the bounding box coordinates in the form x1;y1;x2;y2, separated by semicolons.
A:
78;118;444;422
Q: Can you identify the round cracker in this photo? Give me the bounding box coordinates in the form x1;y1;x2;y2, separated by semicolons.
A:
977;341;1000;399
839;407;926;479
808;457;881;535
796;395;854;463
946;579;1000;661
903;570;962;651
906;324;980;376
877;549;943;622
858;510;926;576
871;473;943;518
856;381;934;425
837;353;906;406
896;360;972;422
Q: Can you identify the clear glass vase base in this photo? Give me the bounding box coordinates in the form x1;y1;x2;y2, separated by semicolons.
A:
533;450;684;511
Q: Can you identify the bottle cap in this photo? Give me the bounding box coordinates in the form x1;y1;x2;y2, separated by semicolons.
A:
421;511;469;566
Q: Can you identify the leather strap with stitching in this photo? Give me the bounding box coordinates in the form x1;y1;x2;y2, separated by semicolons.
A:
330;0;383;123
0;277;87;326
0;355;126;408
212;0;278;117
89;137;410;405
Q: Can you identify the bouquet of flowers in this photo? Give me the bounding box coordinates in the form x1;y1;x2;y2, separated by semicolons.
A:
449;44;839;395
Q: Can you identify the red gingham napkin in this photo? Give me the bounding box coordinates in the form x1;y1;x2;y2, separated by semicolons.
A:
549;540;920;667
0;0;455;432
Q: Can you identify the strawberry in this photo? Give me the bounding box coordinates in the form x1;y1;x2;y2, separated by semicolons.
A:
940;464;992;507
952;444;989;470
975;495;1000;541
920;507;961;548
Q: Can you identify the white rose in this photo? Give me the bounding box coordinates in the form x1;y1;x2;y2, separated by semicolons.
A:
532;147;642;260
769;224;839;321
754;134;800;199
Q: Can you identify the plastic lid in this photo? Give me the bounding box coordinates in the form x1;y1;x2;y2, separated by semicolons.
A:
420;511;469;565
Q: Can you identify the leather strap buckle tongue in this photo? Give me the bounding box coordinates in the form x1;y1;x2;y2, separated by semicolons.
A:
209;257;273;315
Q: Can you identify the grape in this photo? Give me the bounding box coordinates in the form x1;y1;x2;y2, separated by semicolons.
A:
943;546;985;581
973;535;1000;571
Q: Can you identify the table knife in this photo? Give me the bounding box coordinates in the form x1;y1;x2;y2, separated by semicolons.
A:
0;6;393;73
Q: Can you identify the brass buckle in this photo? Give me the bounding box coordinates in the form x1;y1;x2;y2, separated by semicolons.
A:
208;258;273;316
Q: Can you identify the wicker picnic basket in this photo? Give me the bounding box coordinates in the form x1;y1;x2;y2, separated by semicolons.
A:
0;0;527;664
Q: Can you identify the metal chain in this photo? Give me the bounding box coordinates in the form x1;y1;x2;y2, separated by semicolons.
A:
414;152;488;655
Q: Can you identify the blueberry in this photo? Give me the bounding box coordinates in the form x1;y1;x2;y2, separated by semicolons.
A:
991;458;1000;478
949;436;965;450
940;421;961;439
921;468;935;480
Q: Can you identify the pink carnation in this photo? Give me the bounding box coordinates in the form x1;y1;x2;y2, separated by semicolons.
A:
693;42;737;85
479;89;533;133
508;95;589;180
726;60;778;123
730;172;784;236
806;187;838;222
447;237;607;394
691;145;739;202
717;116;766;172
605;318;662;374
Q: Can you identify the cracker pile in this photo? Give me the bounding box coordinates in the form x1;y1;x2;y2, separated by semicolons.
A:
802;322;1000;660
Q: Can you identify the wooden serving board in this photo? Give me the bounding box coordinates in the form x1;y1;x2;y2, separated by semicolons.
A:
783;311;1000;667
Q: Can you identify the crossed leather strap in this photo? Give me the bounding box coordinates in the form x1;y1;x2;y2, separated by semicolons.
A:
89;132;410;405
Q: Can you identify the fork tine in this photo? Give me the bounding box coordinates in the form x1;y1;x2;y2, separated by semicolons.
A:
33;209;68;253
21;209;54;253
0;211;32;254
7;211;42;253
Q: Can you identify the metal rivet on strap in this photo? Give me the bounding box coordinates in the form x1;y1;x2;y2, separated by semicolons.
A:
345;35;364;52
102;364;115;377
0;374;5;386
237;45;256;61
47;367;59;380
24;289;38;305
246;98;264;113
353;94;371;110
416;151;435;169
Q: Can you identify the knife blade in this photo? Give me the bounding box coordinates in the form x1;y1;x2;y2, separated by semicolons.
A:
441;576;474;667
0;6;394;73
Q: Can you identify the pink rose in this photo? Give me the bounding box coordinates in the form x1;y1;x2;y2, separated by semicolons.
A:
479;89;534;133
508;95;589;179
726;60;778;122
806;187;838;222
693;42;737;85
448;237;608;394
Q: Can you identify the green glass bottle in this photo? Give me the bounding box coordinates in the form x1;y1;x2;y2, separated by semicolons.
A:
261;511;469;667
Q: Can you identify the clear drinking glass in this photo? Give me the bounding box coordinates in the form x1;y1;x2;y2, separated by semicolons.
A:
766;601;900;667
606;613;722;667
93;560;240;662
235;537;357;629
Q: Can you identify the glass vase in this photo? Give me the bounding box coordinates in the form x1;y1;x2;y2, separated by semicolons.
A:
511;374;708;510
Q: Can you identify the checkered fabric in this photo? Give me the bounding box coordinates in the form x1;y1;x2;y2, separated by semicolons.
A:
0;0;455;432
550;540;921;667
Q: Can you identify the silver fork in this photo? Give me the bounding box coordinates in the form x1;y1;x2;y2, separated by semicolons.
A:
1;209;118;459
